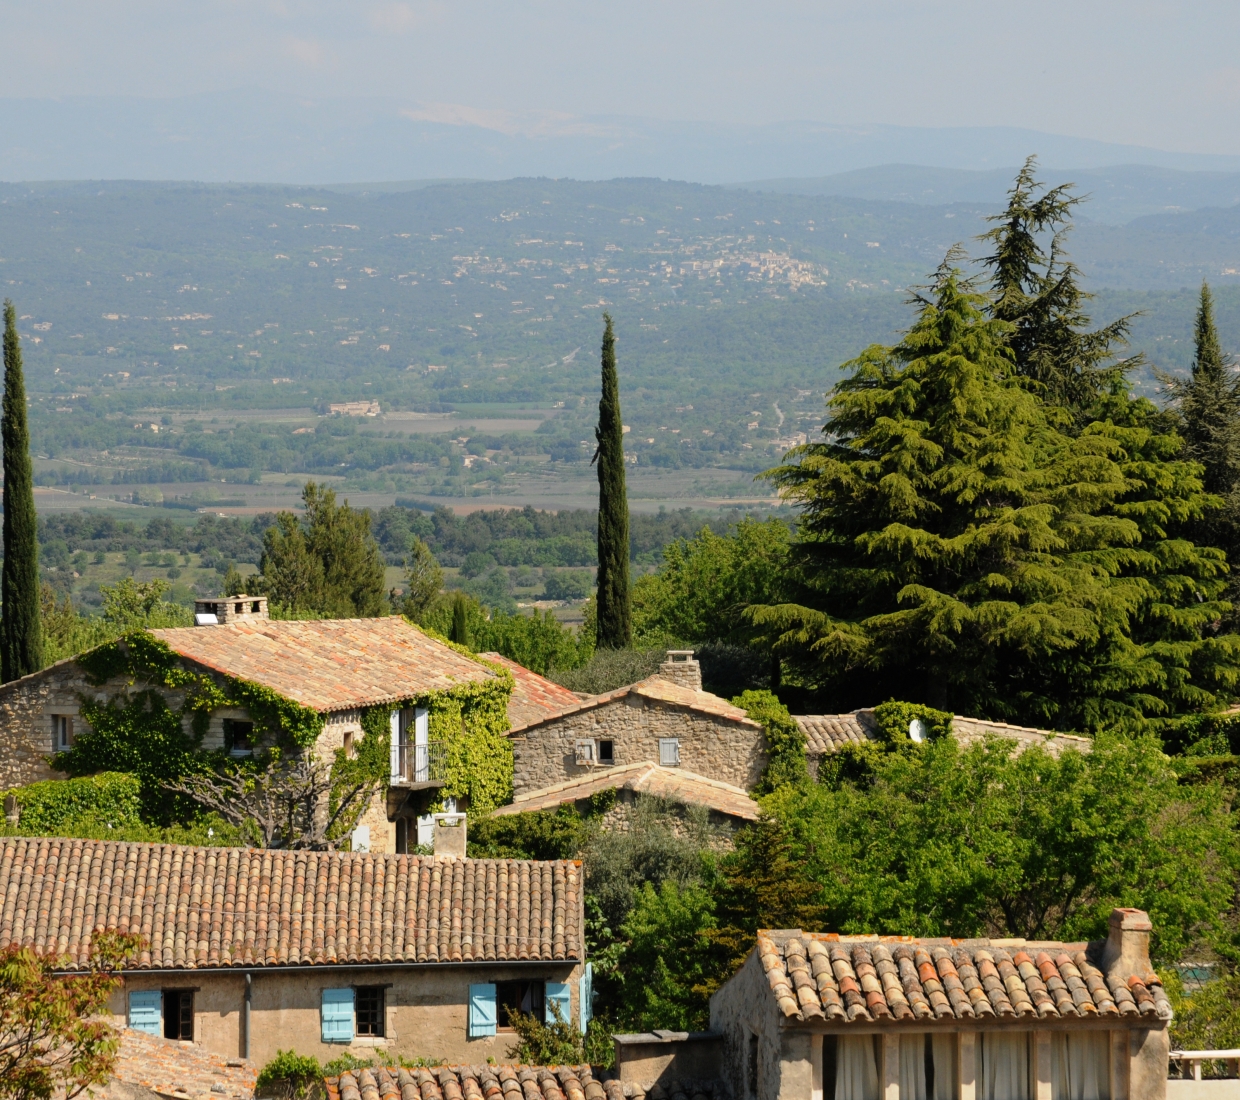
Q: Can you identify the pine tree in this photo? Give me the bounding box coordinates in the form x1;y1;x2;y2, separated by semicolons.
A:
1;301;42;681
980;157;1137;418
752;268;1239;730
450;592;471;647
592;313;632;648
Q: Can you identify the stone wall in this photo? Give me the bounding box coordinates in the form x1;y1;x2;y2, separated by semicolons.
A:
110;960;583;1065
510;694;767;795
0;660;102;789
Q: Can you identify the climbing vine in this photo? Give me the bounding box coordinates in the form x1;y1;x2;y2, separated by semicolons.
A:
733;689;808;794
871;701;953;747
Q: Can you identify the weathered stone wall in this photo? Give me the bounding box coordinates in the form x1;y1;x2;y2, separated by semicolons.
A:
597;790;739;847
110;960;582;1065
709;950;785;1100
510;695;767;795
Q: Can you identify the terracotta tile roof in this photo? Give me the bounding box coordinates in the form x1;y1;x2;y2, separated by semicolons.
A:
507;674;759;737
148;617;494;713
109;1029;256;1100
493;762;759;821
755;929;1171;1024
326;1066;641;1100
0;837;582;971
478;653;582;729
796;710;1092;756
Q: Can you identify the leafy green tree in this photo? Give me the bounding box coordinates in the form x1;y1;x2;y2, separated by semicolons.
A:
753;267;1239;730
1;301;41;681
765;733;1236;962
399;537;443;621
593;314;631;648
981;158;1137;418
473;609;591;675
632;517;791;645
259;482;386;617
41;579;191;664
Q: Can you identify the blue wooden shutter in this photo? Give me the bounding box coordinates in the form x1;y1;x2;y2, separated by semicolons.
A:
128;989;162;1036
579;964;593;1032
469;983;497;1037
321;987;355;1042
546;981;571;1026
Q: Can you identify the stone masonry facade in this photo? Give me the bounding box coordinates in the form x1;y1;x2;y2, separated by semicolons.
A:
510;691;768;795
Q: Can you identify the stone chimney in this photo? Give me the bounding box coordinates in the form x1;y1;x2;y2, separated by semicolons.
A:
432;812;467;859
658;650;702;692
1102;908;1169;1100
194;595;269;626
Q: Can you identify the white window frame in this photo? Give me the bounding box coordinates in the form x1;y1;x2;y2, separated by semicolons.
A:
51;714;73;753
659;738;681;766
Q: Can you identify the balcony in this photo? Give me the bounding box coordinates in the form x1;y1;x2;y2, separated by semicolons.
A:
392;740;446;787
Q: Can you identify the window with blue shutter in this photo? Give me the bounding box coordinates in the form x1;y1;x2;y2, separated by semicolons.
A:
469;983;497;1038
321;987;355;1043
545;981;571;1026
128;989;162;1036
579;964;593;1032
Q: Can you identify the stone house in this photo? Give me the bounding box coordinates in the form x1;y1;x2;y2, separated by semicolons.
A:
796;711;1093;778
709;908;1171;1100
0;831;589;1066
0;598;509;853
507;651;767;798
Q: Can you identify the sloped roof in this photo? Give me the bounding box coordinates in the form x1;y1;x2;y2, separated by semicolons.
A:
0;836;582;971
796;709;1092;756
109;1029;256;1100
477;652;582;729
506;673;759;737
754;928;1170;1025
493;761;759;821
148;617;494;713
325;1066;653;1100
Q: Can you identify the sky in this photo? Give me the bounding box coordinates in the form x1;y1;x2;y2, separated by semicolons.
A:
4;0;1240;156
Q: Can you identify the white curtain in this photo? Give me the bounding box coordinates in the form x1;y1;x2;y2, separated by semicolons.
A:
1052;1033;1110;1100
980;1033;1031;1100
837;1036;881;1100
900;1037;927;1100
931;1035;957;1100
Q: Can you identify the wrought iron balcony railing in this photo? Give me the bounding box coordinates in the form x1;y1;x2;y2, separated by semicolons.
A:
393;740;446;784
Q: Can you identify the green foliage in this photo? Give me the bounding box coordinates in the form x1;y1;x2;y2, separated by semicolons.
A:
871;701;953;747
256;1051;323;1100
633;518;792;646
472;609;592;676
503;1003;585;1067
549;645;667;695
2;773;141;834
2;299;42;682
1165;971;1240;1069
399;537;443;621
468;805;589;861
321;1054;373;1079
755;265;1240;731
618;880;719;1031
450;591;471;646
421;670;514;813
594;314;632;649
767;732;1237;961
259;482;387;617
732;689;807;793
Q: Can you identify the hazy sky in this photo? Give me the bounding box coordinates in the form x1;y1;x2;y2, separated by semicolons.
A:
6;0;1240;154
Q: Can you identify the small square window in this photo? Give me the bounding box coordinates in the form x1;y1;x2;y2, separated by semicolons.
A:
659;738;680;766
223;719;254;756
598;739;614;765
495;980;544;1029
164;989;194;1041
51;715;74;752
355;986;385;1037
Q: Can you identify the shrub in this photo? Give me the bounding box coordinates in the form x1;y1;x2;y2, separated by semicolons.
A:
504;1003;584;1065
3;772;143;833
257;1051;322;1099
733;689;807;794
550;646;667;694
543;571;592;601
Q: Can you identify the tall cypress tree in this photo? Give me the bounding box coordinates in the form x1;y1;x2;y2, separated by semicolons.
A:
592;313;631;649
1;300;42;681
1167;282;1240;558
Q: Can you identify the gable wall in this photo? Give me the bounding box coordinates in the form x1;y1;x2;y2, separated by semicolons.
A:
510;695;767;796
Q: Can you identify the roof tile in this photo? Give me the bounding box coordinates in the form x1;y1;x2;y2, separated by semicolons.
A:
0;837;581;971
796;710;1093;755
478;653;582;729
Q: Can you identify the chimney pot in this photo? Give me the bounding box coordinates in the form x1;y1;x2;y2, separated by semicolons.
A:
1102;906;1154;982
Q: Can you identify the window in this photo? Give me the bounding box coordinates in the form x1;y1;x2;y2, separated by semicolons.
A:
355;986;385;1037
574;739;596;765
51;715;73;752
598;739;614;765
342;730;355;758
128;990;162;1036
980;1032;1031;1100
659;738;680;766
469;984;497;1038
1051;1033;1110;1100
163;990;194;1041
223;719;253;757
826;1036;879;1100
495;980;545;1029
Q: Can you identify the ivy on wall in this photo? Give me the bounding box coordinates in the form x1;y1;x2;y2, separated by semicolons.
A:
871;701;953;746
733;689;808;794
816;701;954;790
2;772;143;833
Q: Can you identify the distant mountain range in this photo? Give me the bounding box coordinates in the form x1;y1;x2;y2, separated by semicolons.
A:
5;91;1240;208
